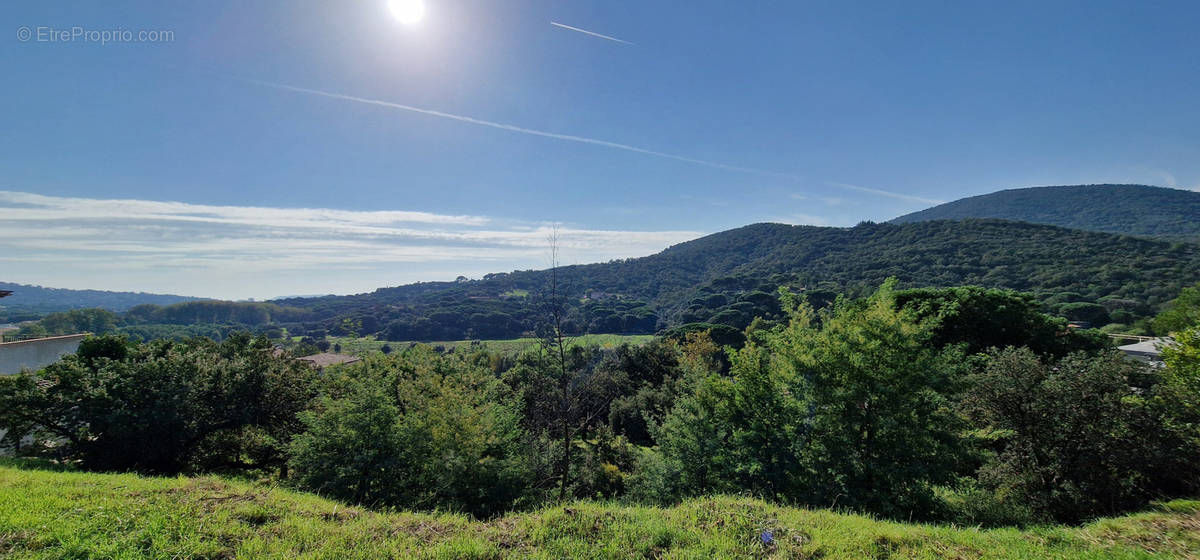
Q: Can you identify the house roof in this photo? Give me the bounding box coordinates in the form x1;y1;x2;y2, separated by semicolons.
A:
1116;337;1176;358
296;352;361;368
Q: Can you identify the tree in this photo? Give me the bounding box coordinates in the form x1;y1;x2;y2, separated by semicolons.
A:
772;281;966;517
1056;302;1111;325
894;286;1108;357
289;348;531;516
516;228;626;502
1162;326;1200;416
652;281;966;518
0;334;315;474
1154;282;1200;335
963;347;1200;523
18;308;119;337
652;341;805;501
288;385;408;506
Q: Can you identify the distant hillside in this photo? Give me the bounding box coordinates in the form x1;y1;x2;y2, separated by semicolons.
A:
0;282;202;318
891;184;1200;238
19;220;1200;341
272;220;1200;340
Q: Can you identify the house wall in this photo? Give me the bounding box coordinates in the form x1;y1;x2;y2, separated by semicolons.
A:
0;334;86;455
0;334;88;375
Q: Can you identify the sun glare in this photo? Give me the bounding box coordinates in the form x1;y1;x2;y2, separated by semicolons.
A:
388;0;426;25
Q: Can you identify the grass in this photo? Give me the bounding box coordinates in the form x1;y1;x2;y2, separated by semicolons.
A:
316;334;655;356
1;462;1198;559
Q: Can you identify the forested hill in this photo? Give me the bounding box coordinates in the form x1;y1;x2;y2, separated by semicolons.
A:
891;184;1200;238
264;219;1200;341
0;282;202;319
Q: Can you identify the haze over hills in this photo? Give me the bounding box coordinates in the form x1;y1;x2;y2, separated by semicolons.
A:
890;184;1200;238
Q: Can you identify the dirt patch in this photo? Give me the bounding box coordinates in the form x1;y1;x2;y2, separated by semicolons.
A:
320;507;362;523
0;530;34;554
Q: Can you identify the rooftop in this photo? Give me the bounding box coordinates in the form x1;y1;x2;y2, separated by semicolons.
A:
1116;337;1176;361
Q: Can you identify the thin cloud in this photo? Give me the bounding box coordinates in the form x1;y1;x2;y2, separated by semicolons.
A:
237;78;937;205
0;190;489;228
550;21;635;45
826;182;945;206
771;213;848;227
241;78;785;179
0;191;703;298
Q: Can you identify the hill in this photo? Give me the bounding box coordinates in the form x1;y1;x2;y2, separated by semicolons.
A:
268;219;1200;340
891;184;1200;238
1;463;1197;559
0;281;202;319
20;219;1200;341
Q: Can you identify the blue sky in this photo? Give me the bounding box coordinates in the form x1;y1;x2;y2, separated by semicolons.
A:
3;1;1199;299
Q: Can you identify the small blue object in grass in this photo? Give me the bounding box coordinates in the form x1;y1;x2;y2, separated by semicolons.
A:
760;530;774;545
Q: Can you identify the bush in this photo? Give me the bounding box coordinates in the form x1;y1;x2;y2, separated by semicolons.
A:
0;334;315;475
963;347;1200;523
652;281;967;519
289;349;532;517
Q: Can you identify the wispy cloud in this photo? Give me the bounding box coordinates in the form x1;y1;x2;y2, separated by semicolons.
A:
237;78;938;205
242;78;787;179
1153;169;1180;189
550;21;634;45
826;182;945;205
0;191;702;299
770;213;850;227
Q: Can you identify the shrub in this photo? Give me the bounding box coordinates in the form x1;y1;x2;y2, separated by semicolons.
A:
289;349;532;517
963;347;1200;523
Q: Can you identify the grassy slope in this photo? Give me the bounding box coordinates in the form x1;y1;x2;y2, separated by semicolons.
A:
2;465;1198;559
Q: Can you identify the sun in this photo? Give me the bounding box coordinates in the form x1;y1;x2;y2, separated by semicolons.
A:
388;0;426;25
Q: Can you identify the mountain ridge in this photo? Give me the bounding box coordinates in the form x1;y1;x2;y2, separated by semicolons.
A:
890;184;1200;238
0;282;204;319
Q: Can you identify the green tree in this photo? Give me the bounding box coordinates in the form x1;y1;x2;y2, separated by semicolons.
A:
773;281;965;517
1162;327;1200;416
0;334;315;474
1154;283;1200;334
289;348;531;516
19;308;119;337
894;286;1108;357
288;385;409;506
652;281;965;518
963;347;1199;523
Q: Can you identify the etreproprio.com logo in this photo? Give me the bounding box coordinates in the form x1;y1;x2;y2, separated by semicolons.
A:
17;26;175;45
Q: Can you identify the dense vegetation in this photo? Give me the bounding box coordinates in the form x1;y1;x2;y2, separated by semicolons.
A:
892;184;1200;238
4;282;1198;532
3;464;1199;559
16;219;1200;341
0;281;199;322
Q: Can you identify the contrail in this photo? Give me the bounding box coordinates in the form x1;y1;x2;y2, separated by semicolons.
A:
828;182;945;205
550;21;634;45
240;77;936;204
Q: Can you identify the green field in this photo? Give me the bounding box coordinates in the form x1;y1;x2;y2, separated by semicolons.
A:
1;462;1197;559
312;334;655;356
